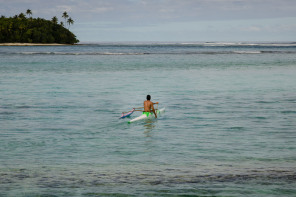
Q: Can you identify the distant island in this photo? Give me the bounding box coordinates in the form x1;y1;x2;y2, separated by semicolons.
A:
0;9;79;45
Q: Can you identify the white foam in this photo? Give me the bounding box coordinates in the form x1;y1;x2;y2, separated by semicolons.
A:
233;51;262;54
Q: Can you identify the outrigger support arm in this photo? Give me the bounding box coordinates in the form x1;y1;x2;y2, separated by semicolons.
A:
120;102;159;119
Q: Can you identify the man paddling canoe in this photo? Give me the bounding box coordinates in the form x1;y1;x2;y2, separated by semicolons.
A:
144;95;158;118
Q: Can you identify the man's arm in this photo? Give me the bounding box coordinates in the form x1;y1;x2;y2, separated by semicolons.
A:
151;103;157;118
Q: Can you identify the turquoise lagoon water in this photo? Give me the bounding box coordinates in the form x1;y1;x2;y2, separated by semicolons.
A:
0;43;296;196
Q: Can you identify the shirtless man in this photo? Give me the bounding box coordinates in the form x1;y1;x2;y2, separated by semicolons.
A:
144;95;158;118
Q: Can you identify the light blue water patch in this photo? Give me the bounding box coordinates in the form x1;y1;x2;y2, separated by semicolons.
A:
1;43;296;196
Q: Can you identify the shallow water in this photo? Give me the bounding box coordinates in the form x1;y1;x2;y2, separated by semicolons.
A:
1;43;296;196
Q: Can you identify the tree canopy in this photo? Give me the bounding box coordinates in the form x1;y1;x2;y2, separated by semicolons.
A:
0;10;79;44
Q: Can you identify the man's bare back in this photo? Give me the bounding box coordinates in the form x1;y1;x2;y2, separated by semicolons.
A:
144;95;158;118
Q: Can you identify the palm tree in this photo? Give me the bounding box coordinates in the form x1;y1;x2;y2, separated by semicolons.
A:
26;9;32;18
18;13;26;19
62;11;69;26
51;16;58;24
67;17;74;29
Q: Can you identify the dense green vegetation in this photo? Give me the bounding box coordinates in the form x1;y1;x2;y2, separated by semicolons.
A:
0;10;79;44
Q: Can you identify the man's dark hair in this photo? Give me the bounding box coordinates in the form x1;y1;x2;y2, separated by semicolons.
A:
147;95;151;100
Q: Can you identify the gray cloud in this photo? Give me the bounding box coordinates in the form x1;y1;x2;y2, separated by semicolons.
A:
2;0;296;22
1;0;296;41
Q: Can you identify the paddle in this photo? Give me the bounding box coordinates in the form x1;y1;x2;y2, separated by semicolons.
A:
154;102;159;110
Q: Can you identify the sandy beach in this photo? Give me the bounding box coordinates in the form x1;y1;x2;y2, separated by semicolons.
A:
0;43;72;46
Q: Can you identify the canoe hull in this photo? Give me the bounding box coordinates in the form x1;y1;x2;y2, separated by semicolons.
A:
128;108;165;123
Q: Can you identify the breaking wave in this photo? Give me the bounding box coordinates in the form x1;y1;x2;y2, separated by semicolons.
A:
1;50;296;56
1;168;295;186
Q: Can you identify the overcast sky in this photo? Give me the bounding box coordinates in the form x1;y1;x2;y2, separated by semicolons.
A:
1;0;296;42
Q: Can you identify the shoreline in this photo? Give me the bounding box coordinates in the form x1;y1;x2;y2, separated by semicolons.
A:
0;43;74;46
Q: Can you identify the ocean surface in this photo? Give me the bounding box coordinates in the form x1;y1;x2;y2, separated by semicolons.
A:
1;42;296;196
